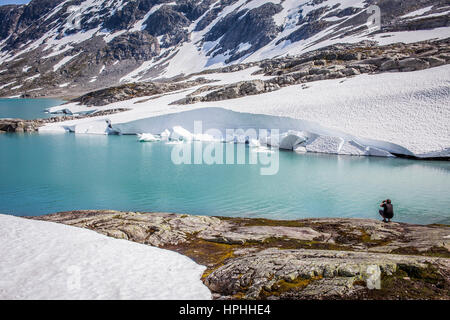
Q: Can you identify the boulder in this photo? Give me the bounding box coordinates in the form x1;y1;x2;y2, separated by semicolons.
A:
380;59;399;71
397;58;429;71
424;56;446;67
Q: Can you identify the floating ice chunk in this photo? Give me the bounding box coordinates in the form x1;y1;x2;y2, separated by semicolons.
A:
265;134;279;148
234;135;248;144
258;135;269;146
294;145;307;153
339;140;367;156
251;146;274;153
170;126;193;141
138;133;160;142
249;139;261;147
193;133;217;142
305;135;344;154
160;129;170;141
279;130;307;150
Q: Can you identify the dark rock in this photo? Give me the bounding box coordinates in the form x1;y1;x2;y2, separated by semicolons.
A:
0;5;24;40
144;5;190;47
380;58;399;71
423;56;445;67
98;31;160;61
398;57;430;71
204;2;282;63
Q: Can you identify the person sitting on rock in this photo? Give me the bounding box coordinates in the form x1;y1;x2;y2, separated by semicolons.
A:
379;199;394;222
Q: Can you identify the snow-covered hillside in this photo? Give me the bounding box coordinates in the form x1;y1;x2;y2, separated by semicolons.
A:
0;0;449;97
0;214;211;300
0;0;449;158
41;64;450;158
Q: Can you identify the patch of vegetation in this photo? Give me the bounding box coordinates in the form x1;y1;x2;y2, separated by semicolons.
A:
352;264;449;300
358;228;392;247
162;237;239;280
244;236;351;251
428;224;450;228
215;216;307;228
391;246;450;259
259;275;323;299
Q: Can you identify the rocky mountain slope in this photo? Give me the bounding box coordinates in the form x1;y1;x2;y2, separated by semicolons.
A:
0;0;449;98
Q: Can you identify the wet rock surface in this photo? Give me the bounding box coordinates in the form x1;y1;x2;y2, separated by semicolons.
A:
32;210;450;300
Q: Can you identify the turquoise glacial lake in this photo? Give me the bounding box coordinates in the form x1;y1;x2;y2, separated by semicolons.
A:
1;132;449;224
0;98;64;119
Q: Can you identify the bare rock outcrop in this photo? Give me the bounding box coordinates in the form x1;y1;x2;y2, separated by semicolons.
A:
0;108;129;133
31;210;450;300
170;38;450;106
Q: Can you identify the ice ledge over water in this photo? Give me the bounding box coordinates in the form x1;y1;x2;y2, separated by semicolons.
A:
39;106;434;157
40;65;450;158
110;107;408;157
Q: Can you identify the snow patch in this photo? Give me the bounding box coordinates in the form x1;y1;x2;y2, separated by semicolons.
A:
0;214;211;300
53;53;81;72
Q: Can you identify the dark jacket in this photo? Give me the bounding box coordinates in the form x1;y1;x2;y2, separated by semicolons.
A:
382;203;394;218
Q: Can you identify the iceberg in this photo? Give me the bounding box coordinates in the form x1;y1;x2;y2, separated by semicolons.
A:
193;133;218;142
170;126;193;142
138;133;160;142
160;129;171;141
249;139;261;147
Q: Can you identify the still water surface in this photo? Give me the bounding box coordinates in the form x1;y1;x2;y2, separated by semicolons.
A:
1;133;449;224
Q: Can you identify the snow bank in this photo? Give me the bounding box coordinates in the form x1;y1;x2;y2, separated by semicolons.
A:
305;136;344;154
0;214;211;300
112;113;398;156
41;65;450;157
278;130;307;150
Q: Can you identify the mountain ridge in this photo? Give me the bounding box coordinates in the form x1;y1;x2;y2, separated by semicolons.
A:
0;0;449;98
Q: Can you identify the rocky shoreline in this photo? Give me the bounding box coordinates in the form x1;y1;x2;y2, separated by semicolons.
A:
0;108;129;133
31;210;450;300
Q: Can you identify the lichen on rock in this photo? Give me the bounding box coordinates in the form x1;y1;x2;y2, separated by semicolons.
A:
31;210;450;300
